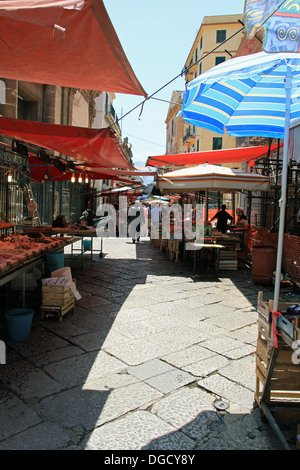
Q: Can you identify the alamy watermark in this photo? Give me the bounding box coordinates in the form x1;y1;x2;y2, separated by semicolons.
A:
292;340;300;365
0;340;6;364
95;196;206;250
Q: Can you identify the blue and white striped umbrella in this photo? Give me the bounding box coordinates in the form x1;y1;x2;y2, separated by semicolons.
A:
182;51;300;139
182;50;300;313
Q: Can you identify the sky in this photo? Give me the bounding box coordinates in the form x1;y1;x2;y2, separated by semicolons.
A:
104;0;245;169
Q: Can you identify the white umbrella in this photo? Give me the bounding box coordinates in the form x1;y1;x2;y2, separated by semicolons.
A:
157;163;270;193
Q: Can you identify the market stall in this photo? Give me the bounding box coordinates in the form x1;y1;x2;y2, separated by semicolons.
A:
0;232;77;307
184;232;242;275
154;164;268;273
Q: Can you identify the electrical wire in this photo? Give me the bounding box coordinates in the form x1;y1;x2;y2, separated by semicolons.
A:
113;24;245;125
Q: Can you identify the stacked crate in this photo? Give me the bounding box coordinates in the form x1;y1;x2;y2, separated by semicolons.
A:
41;280;75;321
218;246;237;270
255;292;300;406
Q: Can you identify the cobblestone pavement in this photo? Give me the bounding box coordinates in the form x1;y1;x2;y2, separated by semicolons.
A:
0;237;299;451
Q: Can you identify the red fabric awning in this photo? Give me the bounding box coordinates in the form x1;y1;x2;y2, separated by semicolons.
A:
0;116;134;170
28;156;139;184
146;144;282;167
0;0;146;96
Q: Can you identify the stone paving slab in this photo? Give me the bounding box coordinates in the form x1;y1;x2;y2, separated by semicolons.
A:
44;350;127;388
39;380;163;431
0;421;72;450
198;373;255;411
0;360;65;400
83;410;195;450
0;390;42;442
144;369;195;394
128;359;175;380
103;337;170;366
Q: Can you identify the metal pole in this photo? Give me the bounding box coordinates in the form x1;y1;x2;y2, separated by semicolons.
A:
273;65;292;312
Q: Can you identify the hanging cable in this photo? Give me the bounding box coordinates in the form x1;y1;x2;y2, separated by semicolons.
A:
113;24;245;125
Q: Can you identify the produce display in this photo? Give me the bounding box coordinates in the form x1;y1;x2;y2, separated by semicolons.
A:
0;233;68;274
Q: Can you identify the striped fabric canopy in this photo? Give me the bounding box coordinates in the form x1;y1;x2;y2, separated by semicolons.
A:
182;51;300;138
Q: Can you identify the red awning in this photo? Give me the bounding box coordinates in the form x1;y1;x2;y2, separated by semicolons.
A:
0;116;134;170
0;0;146;96
146;144;282;167
28;156;140;184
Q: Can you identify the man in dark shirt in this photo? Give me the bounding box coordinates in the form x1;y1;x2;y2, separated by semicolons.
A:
209;204;233;234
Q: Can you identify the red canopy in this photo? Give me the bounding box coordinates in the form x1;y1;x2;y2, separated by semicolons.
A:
0;116;134;170
0;0;146;96
146;144;282;167
28;156;139;184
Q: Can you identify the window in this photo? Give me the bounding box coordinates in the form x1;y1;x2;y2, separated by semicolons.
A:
18;94;38;121
199;62;202;75
215;56;226;66
195;47;198;62
213;137;222;150
200;37;203;49
216;30;226;43
197;139;200;151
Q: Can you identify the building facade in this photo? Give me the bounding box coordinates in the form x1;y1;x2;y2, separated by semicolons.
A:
165;90;185;166
181;14;244;165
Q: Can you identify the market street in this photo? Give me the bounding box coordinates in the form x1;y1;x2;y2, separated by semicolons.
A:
0;237;299;450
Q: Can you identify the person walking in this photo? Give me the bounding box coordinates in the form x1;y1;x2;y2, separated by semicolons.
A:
127;202;146;243
209;204;233;234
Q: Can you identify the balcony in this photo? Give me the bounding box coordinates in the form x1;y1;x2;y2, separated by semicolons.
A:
105;104;121;136
183;127;196;146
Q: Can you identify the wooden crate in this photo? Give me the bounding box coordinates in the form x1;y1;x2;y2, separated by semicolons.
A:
257;292;300;343
168;240;180;261
40;299;75;322
41;279;76;321
42;285;73;306
218;248;237;270
255;292;300;407
255;336;300;405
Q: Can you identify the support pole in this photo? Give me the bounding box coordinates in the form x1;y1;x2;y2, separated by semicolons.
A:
273;65;292;313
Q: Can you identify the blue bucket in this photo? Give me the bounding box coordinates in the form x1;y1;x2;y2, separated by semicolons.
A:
47;252;64;273
83;239;91;251
5;308;34;342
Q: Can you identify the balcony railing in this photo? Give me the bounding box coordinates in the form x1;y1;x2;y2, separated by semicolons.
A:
105;104;120;134
183;127;196;145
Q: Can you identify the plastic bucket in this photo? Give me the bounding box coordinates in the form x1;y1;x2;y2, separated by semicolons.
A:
252;246;277;285
5;308;34;342
83;239;91;251
46;252;64;273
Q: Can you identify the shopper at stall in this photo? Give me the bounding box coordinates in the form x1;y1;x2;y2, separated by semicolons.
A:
209;204;233;234
236;208;248;225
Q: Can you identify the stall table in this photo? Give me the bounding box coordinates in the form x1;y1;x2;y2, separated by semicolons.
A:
0;222;15;235
185;232;241;275
190;242;225;275
51;227;103;264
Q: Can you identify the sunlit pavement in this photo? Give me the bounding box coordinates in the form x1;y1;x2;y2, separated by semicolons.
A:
0;237;299;450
